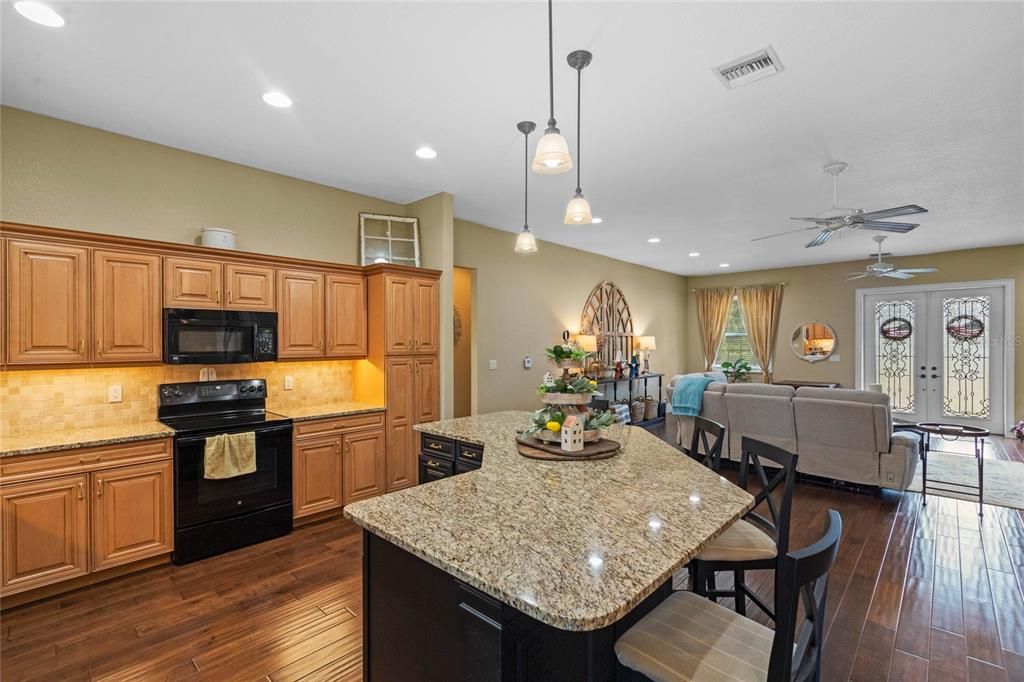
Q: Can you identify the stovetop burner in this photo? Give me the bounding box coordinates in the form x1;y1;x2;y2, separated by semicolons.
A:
157;379;290;434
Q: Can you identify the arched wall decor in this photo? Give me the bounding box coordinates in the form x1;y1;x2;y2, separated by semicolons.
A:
580;281;635;367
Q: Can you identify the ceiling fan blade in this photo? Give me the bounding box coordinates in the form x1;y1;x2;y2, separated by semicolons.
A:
882;271;915;279
751;226;819;242
857;221;919;233
896;267;939;274
856;205;928;221
805;230;835;248
790;217;830;223
846;273;871;280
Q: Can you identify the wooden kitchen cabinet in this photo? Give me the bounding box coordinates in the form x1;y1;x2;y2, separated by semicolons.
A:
385;357;417;491
6;239;90;364
342;429;386;504
1;474;90;595
91;460;173;571
413;356;441;424
163;256;222;309
326;273;367;357
382;274;415;355
293;435;344;518
225;263;276;311
412;278;439;354
277;269;325;358
92;250;162;363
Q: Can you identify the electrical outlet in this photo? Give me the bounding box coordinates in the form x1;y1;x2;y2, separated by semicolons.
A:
489;360;498;370
284;375;295;390
108;385;122;403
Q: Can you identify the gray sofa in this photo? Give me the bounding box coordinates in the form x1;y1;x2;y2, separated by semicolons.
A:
665;374;919;490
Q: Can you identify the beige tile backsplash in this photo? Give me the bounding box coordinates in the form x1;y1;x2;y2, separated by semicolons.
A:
0;361;356;438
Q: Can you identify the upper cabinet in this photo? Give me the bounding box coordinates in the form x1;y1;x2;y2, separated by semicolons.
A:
6;240;90;365
278;269;325;358
225;263;275;311
326;273;367;358
163;257;222;309
93;250;162;363
412;278;439;354
374;272;438;356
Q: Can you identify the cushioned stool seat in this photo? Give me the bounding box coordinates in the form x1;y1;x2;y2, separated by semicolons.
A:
615;590;774;682
696;519;777;562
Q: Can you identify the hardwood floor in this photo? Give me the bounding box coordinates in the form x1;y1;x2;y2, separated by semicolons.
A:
2;430;1023;681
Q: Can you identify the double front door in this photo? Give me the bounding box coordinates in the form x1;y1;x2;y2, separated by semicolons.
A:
861;284;1007;433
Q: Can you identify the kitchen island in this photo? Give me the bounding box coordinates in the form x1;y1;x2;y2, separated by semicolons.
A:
343;411;754;681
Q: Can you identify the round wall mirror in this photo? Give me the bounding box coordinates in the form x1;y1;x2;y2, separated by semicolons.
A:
791;321;837;363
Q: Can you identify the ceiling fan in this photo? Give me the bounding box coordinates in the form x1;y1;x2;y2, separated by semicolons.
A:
845;236;938;280
753;162;928;248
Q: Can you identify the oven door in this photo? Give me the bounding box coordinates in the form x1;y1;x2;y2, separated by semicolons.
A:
164;309;259;364
174;423;292;529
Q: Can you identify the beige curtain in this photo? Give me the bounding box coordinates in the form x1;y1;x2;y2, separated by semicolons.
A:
695;287;735;370
737;284;785;383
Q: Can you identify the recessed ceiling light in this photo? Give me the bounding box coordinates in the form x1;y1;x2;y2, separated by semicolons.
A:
15;1;64;27
688;252;700;257
719;263;730;268
261;91;292;108
591;217;603;224
415;146;437;159
647;237;661;244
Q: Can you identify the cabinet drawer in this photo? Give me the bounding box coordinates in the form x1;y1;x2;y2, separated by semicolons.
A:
293;412;384;440
418;454;454;484
456;442;484;465
1;439;172;485
420;434;454;457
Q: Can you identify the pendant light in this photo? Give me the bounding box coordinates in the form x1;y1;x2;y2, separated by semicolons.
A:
563;49;593;224
515;121;539;253
531;0;573;174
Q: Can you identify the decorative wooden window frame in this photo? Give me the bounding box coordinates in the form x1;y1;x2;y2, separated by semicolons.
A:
359;213;421;267
580;281;635;367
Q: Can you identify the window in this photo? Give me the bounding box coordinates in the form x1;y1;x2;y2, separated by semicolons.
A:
714;296;760;369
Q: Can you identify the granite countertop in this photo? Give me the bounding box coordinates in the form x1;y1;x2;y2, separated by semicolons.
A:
345;411;754;632
0;422;175;458
273;401;386;421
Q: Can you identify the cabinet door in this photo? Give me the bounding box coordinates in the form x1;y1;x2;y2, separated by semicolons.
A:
293;435;343;518
342;429;386;504
225;263;276;311
91;461;173;571
6;240;89;365
277;269;325;358
93;250;162;363
413;278;439;354
385;357;416;491
1;474;89;596
163;257;222;309
414;356;441;424
326;273;367;357
383;274;415;355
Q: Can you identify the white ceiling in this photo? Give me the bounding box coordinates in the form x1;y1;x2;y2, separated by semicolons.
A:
2;1;1022;275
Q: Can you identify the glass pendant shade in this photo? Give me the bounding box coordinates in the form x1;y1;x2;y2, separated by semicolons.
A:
515;228;538;253
563;192;592;224
532;131;573;174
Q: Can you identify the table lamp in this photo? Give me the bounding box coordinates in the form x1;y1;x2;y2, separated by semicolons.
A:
638;336;656;374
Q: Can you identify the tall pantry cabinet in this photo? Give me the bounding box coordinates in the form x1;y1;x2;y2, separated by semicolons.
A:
364;265;441;492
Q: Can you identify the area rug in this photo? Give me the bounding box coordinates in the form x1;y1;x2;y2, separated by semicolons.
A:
906;450;1024;510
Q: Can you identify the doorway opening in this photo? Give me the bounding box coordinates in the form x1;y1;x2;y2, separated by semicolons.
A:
453;267;475;417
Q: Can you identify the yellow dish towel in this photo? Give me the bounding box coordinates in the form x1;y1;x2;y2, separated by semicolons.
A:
204;432;257;479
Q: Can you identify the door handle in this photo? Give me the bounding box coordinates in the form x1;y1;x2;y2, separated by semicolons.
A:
930;374;941;379
918;374;926;379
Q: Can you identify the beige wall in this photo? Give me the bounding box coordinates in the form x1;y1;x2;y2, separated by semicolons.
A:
453;267;473;417
0;106;405;264
685;245;1024;420
454;219;690;414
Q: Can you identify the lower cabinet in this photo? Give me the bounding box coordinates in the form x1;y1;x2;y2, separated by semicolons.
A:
417;434;482;485
292;413;387;519
0;440;173;598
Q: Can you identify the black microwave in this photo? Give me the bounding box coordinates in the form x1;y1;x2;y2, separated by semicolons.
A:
163;309;277;364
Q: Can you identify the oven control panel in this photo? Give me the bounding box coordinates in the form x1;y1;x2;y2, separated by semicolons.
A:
158;379;267;406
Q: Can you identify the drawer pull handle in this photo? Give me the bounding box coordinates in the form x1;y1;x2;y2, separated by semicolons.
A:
79;456;102;464
462;451;478;459
428;443;443;450
427;460;442;468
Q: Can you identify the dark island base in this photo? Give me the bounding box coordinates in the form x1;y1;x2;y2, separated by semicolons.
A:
363;531;672;681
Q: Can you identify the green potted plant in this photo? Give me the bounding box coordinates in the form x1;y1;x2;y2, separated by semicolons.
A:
720;359;752;383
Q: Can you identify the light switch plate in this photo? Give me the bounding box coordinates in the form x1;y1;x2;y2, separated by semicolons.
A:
108;385;122;403
489;360;497;370
284;375;295;390
828;354;841;362
523;355;532;369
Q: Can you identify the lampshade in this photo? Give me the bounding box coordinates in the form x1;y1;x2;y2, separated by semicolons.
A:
531;131;573;174
576;334;597;352
563;193;592;225
638;336;657;351
515;229;538;254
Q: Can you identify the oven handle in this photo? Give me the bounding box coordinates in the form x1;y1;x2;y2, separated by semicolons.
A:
175;423;293;445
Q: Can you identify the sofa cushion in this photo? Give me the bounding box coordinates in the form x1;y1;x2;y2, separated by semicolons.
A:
792;398;884;485
724;385;796;456
727;383;796;398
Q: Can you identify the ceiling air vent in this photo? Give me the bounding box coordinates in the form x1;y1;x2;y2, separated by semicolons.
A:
713;46;784;89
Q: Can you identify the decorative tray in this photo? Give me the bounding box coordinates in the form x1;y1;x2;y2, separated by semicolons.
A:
515;435;621;462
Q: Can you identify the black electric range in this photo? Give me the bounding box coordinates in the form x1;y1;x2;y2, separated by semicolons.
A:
158;379;293;564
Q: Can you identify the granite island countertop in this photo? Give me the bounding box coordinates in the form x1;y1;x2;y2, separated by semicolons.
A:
344;411;754;631
0;422;175;458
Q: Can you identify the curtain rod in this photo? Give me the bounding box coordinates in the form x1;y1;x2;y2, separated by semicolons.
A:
690;282;788;293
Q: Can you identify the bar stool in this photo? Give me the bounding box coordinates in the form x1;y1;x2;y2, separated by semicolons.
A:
688;437;798;621
686;415;725;471
616;510;842;681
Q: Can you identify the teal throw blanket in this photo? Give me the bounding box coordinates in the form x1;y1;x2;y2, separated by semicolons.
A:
671;376;714;416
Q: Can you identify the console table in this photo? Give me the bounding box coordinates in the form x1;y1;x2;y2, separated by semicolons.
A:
772;380;841;389
592;373;665;427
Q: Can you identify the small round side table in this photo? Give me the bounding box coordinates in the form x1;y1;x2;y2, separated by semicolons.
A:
915;422;990;516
